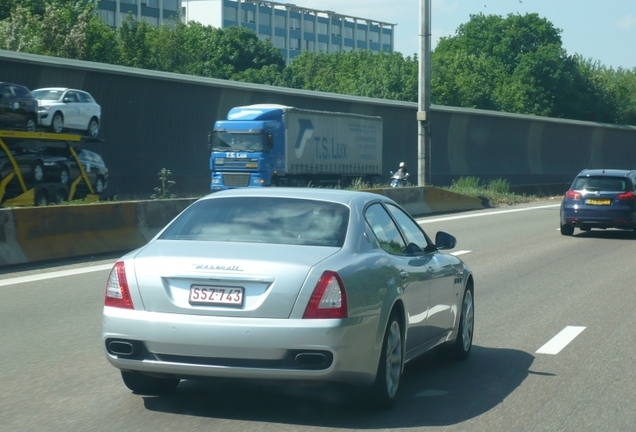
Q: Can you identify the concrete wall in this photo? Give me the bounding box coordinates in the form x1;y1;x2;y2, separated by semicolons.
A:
2;50;634;199
0;187;483;267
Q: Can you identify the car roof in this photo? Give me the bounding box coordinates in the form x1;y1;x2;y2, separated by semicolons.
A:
198;187;393;207
577;169;636;177
33;87;72;92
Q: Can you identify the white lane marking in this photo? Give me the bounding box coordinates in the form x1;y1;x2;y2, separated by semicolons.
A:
0;263;114;287
450;250;471;256
418;204;560;224
536;326;586;355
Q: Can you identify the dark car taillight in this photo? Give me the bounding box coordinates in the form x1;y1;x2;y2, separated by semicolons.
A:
616;191;636;201
565;190;580;200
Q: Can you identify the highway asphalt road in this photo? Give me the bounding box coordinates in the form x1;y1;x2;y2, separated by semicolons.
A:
2;198;635;432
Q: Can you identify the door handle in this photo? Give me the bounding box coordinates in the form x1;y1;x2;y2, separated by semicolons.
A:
399;270;409;280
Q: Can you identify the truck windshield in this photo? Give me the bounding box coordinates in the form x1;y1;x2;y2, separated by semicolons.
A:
212;132;264;152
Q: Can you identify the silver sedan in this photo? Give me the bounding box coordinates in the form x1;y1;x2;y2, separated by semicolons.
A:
102;188;474;408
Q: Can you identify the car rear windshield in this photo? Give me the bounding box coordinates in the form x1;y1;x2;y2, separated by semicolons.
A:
159;197;350;247
572;176;632;192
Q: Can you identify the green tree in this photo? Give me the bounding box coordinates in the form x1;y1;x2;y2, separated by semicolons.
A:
282;50;418;101
431;12;609;121
0;1;117;62
116;13;154;69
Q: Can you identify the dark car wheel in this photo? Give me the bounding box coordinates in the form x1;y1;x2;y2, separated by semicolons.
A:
26;116;36;132
87;117;99;138
560;223;574;236
32;161;44;182
50;112;64;133
121;371;180;395
369;313;403;409
95;176;105;194
34;189;49;206
59;168;70;186
447;285;474;360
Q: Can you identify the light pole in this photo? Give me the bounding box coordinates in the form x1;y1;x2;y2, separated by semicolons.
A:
417;0;431;186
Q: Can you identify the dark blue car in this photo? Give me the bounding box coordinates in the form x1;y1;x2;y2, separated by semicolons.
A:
560;169;636;236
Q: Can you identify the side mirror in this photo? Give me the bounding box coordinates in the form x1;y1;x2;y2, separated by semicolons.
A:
435;231;456;250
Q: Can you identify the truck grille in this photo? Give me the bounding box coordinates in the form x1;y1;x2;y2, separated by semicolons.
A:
223;173;250;187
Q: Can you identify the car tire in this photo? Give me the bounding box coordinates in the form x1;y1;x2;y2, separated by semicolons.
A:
26;116;36;132
560;223;574;236
121;371;180;395
446;284;474;361
34;189;49;207
87;117;99;138
59;168;70;186
369;313;403;409
55;188;68;204
32;161;44;182
95;176;105;194
50;112;64;133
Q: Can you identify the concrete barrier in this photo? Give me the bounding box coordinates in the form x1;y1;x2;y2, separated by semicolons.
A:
0;187;482;267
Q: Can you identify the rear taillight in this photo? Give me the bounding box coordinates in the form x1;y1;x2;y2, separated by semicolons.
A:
565;190;580;200
303;271;348;319
105;261;134;309
616;191;636;200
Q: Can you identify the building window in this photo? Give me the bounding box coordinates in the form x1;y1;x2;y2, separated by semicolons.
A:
369;31;379;43
318;42;327;52
290;38;301;50
274;14;286;28
259;12;271;26
356;28;366;41
224;6;237;20
120;0;136;4
144;0;159;8
274;35;286;48
330;44;341;53
118;12;133;25
344;26;353;39
303;16;314;33
331;23;341;37
241;9;255;24
290;17;300;30
98;10;115;27
142;15;159;26
382;32;391;45
305;40;314;50
259;33;270;41
163;0;177;11
343;45;353;52
317;22;327;35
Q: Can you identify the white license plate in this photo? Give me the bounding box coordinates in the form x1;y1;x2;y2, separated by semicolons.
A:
189;285;244;306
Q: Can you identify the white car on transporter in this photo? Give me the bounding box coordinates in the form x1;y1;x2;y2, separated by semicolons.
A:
32;87;101;138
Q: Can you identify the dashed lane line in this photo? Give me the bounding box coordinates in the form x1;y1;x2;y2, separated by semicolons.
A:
536;326;586;355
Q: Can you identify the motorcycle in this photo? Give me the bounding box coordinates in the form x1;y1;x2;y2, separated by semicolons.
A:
389;171;409;187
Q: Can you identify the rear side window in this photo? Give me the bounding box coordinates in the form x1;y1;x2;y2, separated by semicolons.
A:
160;197;350;247
572;176;631;192
13;85;30;98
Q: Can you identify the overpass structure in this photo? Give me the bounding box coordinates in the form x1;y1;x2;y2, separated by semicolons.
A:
2;49;635;199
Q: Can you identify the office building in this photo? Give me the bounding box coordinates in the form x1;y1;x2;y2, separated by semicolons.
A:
182;0;395;63
96;0;182;28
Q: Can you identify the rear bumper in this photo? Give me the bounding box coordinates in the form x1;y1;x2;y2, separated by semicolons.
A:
102;306;381;385
561;205;636;229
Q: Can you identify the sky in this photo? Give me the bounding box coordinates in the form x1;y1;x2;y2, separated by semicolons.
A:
297;0;636;70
